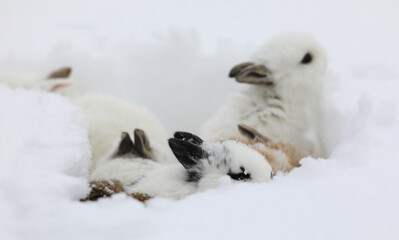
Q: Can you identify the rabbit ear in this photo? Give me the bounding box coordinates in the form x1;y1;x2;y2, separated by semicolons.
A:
173;131;203;145
168;138;206;182
238;124;270;143
168;138;206;169
47;67;72;79
113;132;137;158
113;130;155;159
133;129;153;159
43;67;72;92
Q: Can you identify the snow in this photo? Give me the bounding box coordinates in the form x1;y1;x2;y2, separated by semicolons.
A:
1;0;399;239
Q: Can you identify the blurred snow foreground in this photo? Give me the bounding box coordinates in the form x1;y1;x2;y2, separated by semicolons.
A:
1;63;399;239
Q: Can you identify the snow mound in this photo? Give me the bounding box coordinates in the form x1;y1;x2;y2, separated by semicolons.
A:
1;64;399;240
0;85;91;239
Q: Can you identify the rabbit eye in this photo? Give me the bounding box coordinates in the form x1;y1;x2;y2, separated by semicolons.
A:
301;52;312;64
228;167;251;181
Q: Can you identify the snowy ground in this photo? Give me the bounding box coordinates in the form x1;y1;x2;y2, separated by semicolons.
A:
1;0;399;239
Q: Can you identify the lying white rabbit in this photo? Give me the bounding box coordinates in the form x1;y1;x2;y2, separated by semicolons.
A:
90;131;274;200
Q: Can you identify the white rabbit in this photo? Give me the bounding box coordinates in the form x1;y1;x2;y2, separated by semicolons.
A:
202;32;328;158
90;131;274;200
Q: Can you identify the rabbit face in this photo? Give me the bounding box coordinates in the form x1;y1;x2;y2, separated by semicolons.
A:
169;132;274;188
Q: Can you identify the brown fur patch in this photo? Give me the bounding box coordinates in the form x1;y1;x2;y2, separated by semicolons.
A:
128;193;153;203
234;124;308;173
223;137;306;173
81;180;153;203
81;180;124;201
266;141;306;169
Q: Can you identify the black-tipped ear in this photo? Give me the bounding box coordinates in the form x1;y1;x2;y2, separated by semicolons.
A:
173;132;203;145
168;138;206;170
113;132;136;158
238;124;270;143
134;129;153;159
